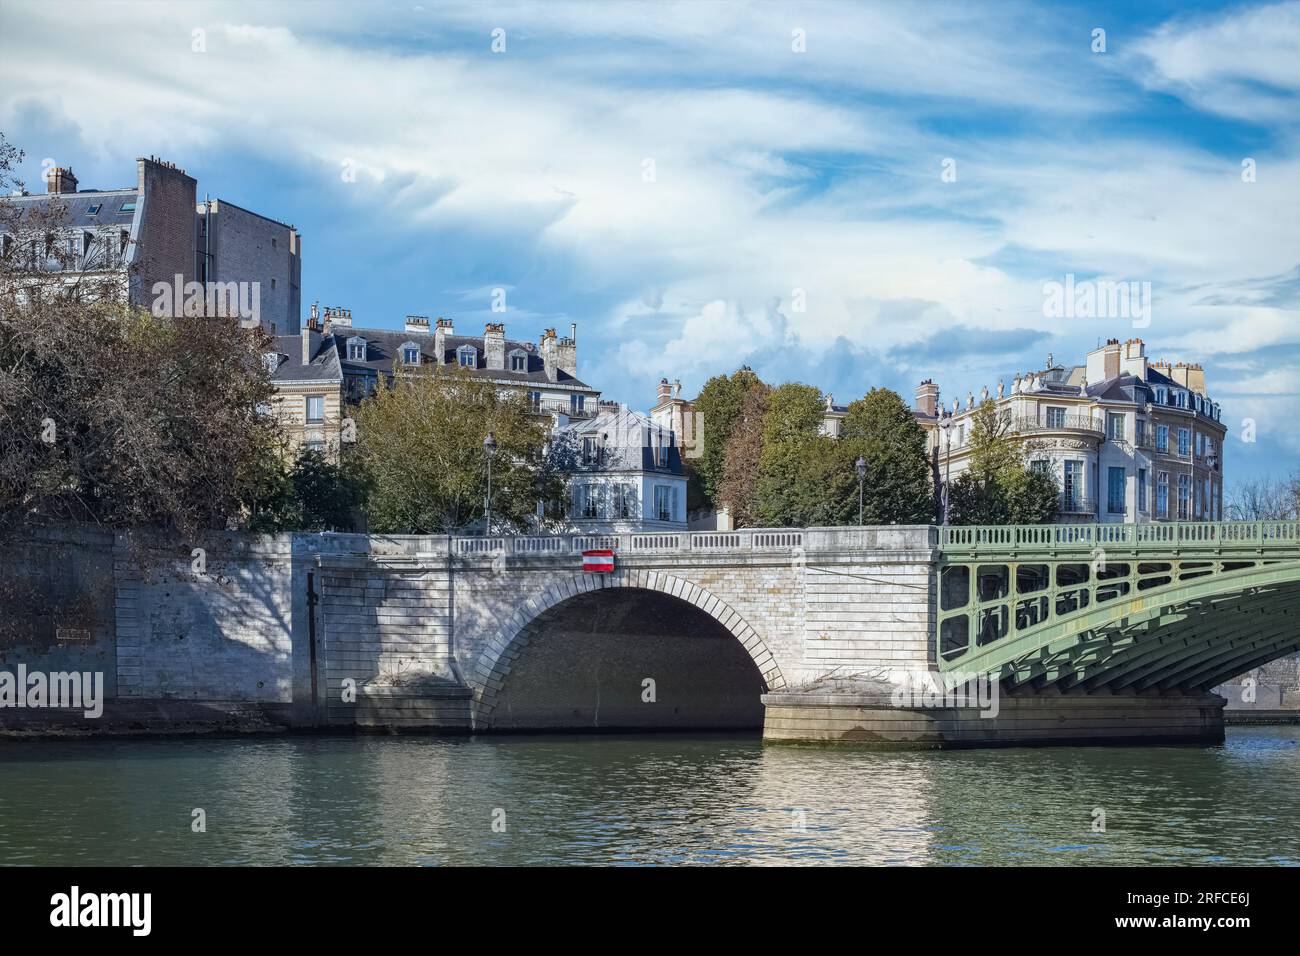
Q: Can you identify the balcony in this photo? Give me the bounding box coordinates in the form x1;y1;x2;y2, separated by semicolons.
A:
1058;495;1097;516
533;398;596;419
1012;414;1104;436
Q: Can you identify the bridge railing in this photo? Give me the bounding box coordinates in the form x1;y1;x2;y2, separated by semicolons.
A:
939;520;1300;553
448;528;810;557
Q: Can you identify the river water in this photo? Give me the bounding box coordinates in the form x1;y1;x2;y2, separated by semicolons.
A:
1;727;1297;866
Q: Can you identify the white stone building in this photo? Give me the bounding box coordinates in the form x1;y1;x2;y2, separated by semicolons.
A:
555;405;689;531
919;338;1227;523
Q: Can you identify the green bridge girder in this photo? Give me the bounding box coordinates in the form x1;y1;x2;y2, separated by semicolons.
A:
935;520;1300;692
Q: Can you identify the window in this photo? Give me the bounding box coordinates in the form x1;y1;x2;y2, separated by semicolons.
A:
1156;424;1169;452
304;440;325;454
1157;472;1169;518
612;484;635;519
1046;407;1066;428
271;278;277;290
1138;467;1148;512
1196;432;1204;456
1177;427;1190;456
529;391;542;411
570;394;585;414
346;337;366;361
571;483;599;519
86;203;101;215
404;347;419;365
272;237;278;249
1107;467;1126;515
1202;477;1211;518
652;431;669;468
1177;474;1191;520
1030;460;1050;476
457;345;477;367
653;484;679;523
581;436;599;465
261;352;280;375
1154;386;1167;405
1063;461;1082;510
1106;412;1125;441
306;395;324;424
120;201;136;213
509;350;527;372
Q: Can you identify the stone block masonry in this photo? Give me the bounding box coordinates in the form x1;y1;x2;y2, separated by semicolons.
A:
0;523;1262;746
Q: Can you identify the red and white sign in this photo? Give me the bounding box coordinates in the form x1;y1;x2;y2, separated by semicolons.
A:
582;549;615;573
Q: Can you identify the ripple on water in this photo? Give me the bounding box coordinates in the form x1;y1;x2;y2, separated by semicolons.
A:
0;727;1297;865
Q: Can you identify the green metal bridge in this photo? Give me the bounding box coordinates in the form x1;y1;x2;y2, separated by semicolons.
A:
935;521;1300;693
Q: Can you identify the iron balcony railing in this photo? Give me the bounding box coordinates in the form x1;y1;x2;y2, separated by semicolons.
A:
939;519;1300;554
1058;495;1097;515
1011;414;1105;436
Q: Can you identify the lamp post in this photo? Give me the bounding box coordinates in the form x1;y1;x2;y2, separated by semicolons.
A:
938;411;953;524
483;431;498;534
855;455;867;526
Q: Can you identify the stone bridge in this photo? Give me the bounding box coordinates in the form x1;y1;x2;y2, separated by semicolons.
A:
297;520;1300;746
7;521;1296;747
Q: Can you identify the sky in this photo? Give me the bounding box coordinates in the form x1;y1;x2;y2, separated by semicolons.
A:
1;0;1297;486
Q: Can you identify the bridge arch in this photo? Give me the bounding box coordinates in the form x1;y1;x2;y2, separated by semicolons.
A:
471;570;786;724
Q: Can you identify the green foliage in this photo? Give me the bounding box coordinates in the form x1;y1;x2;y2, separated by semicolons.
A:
838;387;935;524
692;366;762;506
352;367;552;534
243;448;366;533
755;383;828;527
946;399;1058;525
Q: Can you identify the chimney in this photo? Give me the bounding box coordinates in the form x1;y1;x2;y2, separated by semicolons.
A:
302;316;321;366
1171;362;1207;395
914;379;940;417
46;166;78;195
540;327;558;382
656;377;672;405
556;332;576;377
405;315;430;334
433;317;453;363
484;322;506;370
323;306;351;329
1085;338;1122;383
1121;337;1148;379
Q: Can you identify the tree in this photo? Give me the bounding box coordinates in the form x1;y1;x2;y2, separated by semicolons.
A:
352;367;553;534
717;383;770;527
1226;475;1299;521
755;383;829;527
947;399;1057;525
837;387;934;524
693;366;762;506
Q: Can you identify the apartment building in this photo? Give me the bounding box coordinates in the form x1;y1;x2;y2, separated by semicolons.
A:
919;338;1226;523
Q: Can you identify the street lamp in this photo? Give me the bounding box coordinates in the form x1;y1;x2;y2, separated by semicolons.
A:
483;431;498;534
855;455;867;525
937;411;953;524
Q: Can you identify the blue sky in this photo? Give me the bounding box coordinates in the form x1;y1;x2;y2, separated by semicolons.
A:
1;0;1298;487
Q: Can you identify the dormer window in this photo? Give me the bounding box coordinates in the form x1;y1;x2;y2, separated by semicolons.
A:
346;336;367;361
457;345;477;368
261;352;280;375
508;348;527;372
400;342;421;366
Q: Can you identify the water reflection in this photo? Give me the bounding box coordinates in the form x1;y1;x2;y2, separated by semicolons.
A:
1;728;1297;866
